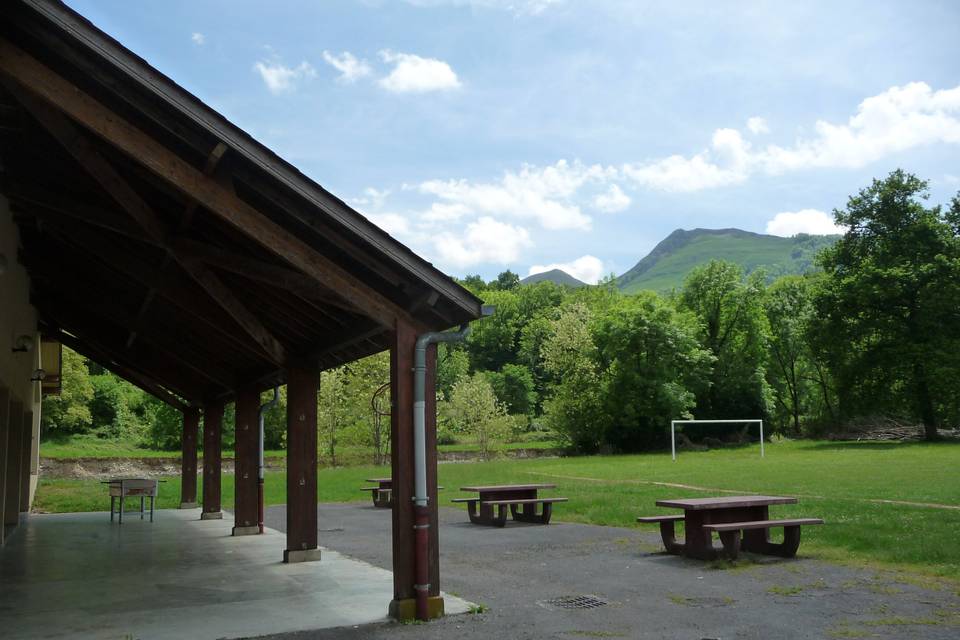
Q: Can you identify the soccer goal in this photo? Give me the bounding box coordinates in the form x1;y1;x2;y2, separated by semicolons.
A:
670;419;764;461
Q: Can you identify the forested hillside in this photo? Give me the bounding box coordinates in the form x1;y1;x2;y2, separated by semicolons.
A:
42;172;960;454
616;228;838;293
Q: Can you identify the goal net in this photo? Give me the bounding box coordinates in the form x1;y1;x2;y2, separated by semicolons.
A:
670;419;764;461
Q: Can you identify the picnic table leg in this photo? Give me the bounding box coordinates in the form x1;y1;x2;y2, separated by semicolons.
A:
466;500;483;524
110;496;115;522
150;496;155;523
683;511;716;560
718;530;742;560
763;525;802;557
740;506;770;554
658;520;684;555
140;496;145;520
119;496;123;525
491;504;508;527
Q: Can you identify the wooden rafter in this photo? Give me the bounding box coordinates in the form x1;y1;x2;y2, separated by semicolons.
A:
172;237;361;314
5;86;288;366
21;216;272;366
35;287;237;391
0;37;422;331
51;329;192;410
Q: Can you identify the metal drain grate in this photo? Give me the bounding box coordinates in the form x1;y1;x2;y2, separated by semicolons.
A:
538;595;608;610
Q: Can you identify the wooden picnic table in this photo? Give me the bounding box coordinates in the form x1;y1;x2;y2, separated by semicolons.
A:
361;478;393;508
645;495;820;559
454;484;567;527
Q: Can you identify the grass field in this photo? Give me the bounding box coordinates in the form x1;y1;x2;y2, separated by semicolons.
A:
33;439;960;582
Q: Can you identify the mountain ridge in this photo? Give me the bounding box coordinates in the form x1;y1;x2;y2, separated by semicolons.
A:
520;268;588;288
614;228;839;293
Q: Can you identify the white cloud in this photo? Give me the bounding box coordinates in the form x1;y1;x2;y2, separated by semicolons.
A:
253;59;317;94
378;50;461;93
623;128;751;192
421;202;472;223
760;82;960;172
366;212;411;236
322;51;373;83
419;159;613;230
191;32;205;46
746;116;769;135
433;217;532;267
624;82;960;192
403;0;562;16
592;184;631;213
528;255;604;284
765;209;845;237
350;187;391;209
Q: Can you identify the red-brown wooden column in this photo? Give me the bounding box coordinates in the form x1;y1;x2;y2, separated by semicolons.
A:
179;407;199;509
233;386;260;535
201;401;224;520
388;322;444;620
284;364;319;562
3;399;24;527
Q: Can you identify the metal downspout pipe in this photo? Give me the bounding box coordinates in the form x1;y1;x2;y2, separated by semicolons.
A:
412;323;471;621
258;387;279;534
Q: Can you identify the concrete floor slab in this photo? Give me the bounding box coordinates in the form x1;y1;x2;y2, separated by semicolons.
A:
0;509;470;640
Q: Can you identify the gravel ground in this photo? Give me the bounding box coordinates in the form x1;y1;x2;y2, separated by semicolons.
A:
257;502;960;639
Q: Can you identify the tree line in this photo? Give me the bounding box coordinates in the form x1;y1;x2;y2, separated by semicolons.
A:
42;171;960;454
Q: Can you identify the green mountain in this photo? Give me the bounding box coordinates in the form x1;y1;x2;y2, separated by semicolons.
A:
520;268;588;288
616;228;838;294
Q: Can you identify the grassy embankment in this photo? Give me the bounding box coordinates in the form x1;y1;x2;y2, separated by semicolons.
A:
38;434;558;460
34;439;960;582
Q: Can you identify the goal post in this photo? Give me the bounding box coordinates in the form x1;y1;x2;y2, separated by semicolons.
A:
670;419;764;461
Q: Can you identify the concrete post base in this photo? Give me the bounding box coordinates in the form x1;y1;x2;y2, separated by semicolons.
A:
200;511;223;520
389;596;445;621
232;525;260;536
179;502;198;509
283;548;321;563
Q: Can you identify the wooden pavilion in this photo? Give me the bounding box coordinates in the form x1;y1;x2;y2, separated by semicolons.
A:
0;0;482;620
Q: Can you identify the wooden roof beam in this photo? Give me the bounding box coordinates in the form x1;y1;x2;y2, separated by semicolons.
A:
4;85;288;366
0;38;422;332
50;329;193;410
23;216;273;367
40;310;204;402
172;237;361;315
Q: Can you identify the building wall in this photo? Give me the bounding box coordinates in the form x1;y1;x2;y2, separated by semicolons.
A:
0;194;42;541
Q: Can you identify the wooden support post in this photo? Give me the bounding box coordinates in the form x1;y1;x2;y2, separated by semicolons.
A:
201;401;224;520
179;407;199;508
20;410;33;511
0;385;9;545
389;322;415;612
284;364;319;563
388;322;443;620
233;387;260;535
3;400;24;527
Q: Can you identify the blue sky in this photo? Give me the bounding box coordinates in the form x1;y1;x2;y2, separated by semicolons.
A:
66;0;960;282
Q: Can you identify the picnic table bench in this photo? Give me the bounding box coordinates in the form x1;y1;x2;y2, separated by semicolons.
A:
638;495;823;560
101;478;162;524
360;478;393;508
360;478;445;508
453;484;567;527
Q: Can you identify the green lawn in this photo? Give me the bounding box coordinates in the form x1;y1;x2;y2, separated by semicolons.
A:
33;439;960;582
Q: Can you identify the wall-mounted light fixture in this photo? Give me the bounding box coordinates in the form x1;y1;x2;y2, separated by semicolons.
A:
31;368;47;382
12;334;35;353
